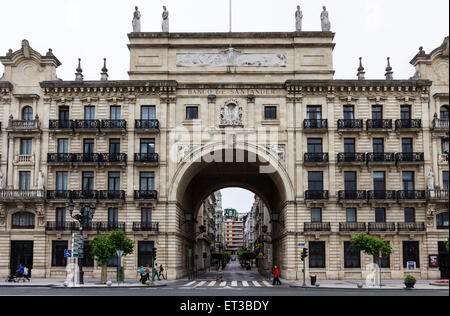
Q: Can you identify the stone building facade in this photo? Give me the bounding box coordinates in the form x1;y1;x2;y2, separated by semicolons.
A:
0;27;448;280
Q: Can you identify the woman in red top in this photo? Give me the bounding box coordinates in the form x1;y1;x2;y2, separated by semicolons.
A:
273;265;281;285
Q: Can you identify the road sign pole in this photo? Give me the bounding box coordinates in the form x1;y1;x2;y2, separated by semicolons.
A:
302;258;306;287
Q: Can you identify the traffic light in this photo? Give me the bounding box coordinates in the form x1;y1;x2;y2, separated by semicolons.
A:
153;247;157;259
301;248;308;261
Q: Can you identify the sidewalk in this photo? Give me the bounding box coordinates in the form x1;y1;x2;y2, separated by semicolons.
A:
288;279;449;290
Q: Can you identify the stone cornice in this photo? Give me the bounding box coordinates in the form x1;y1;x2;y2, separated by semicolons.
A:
128;31;335;39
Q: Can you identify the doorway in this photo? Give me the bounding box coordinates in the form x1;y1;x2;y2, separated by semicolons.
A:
10;241;33;275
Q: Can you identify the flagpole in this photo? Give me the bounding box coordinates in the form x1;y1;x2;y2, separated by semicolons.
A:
229;0;232;33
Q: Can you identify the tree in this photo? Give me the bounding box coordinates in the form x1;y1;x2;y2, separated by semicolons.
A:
90;235;115;284
351;233;393;258
108;230;134;282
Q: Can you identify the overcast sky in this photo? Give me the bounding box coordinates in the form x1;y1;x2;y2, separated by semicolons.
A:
1;0;448;213
0;0;448;81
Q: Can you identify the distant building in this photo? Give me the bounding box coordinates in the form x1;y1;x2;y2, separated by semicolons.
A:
224;208;244;253
214;191;225;252
195;193;216;270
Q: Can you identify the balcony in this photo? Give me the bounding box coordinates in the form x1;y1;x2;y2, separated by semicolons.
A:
366;119;392;131
305;190;329;200
431;117;449;131
303;119;328;132
397;190;426;201
339;222;367;232
14;154;35;165
368;222;396;232
98;190;126;201
47;190;72;200
367;190;396;201
0;189;44;201
337;152;366;164
46;221;79;231
47;153;73;164
337;119;364;131
134;153;159;165
7;119;40;132
132;222;159;232
304;153;329;164
97;153;127;165
100;120;127;131
366;152;396;164
134;190;158;201
429;189;449;202
49;120;71;130
338;190;367;201
397;222;426;232
135;119;160;132
48;153;127;165
395;119;422;131
395;152;424;164
71;190;99;200
94;222;126;232
304;222;331;232
71;120;101;132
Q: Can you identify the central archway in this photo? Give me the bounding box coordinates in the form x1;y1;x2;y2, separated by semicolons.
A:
169;142;296;279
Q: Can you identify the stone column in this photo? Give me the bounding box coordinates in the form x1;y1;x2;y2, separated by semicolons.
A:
7;136;14;189
34;136;41;188
247;95;255;129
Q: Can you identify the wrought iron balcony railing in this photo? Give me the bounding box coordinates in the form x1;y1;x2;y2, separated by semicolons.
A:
132;222;159;232
71;190;99;200
98;190;126;200
305;190;329;200
45;221;80;231
97;153;127;164
100;120;127;130
339;222;367;232
395;119;422;130
95;222;126;232
337;152;366;163
303;119;328;129
397;222;426;232
368;222;396;232
397;190;426;200
304;222;331;232
71;120;101;131
366;152;396;163
0;189;45;200
304;153;329;163
367;190;396;200
337;119;364;130
366;119;392;130
47;190;72;200
135;119;160;130
134;153;159;163
49;120;71;129
134;190;158;200
47;153;73;163
338;190;367;201
395;152;425;163
431;118;449;131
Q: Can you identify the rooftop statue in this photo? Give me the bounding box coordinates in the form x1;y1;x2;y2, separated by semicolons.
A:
295;6;303;32
132;6;141;32
162;6;169;32
320;6;331;32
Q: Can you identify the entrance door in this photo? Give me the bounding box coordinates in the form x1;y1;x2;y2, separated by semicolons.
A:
138;241;154;268
438;241;449;280
10;241;33;274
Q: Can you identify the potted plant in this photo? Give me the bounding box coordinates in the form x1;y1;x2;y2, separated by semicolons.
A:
404;275;416;289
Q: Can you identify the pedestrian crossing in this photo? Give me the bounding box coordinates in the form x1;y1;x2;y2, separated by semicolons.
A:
181;280;273;288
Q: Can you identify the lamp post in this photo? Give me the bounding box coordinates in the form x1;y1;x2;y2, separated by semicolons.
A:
69;202;96;285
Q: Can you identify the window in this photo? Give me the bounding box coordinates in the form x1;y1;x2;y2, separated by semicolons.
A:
440;105;449;120
59;106;70;122
52;241;68;267
56;208;66;227
373;172;386;191
264;106;277;120
373;138;384;153
81;241;94;267
344;241;361;268
108;208;119;227
56;172;68;191
83;139;95;154
141;106;156;120
311;208;322;223
82;172;94;191
442;137;449;154
186;106;199;120
110;106;121;120
443;171;449;190
403;241;420;268
57;139;68;154
12;212;35;229
346;208;357;223
141;208;152;226
343;105;354;120
372;105;383;120
375;208;386;223
401;105;412;120
307;139;323;153
108;172;120;191
84;106;95;120
140;139;155;154
109;139;121;154
404;208;415;223
22;106;33;120
307;106;322;120
402;171;415;191
344;139;355;153
19;171;31;190
138;241;155;267
20;139;32;155
437;212;449;229
308;172;323;191
402;138;413;153
344;172;357;191
140;172;155;191
309;241;326;268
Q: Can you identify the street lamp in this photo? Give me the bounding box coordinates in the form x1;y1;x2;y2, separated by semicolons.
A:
69;202;96;284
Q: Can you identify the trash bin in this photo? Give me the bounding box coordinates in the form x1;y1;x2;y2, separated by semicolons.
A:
311;275;317;286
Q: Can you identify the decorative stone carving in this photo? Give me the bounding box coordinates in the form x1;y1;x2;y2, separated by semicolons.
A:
0;205;6;226
428;170;435;191
176;52;287;68
220;99;243;127
38;170;45;190
0;170;3;190
132;6;141;32
295;6;303;32
162;6;169;32
320;6;331;32
266;144;286;162
178;144;199;163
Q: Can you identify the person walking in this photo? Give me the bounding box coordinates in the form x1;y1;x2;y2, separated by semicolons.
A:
272;265;282;285
159;264;166;280
152;262;160;281
138;266;147;284
16;264;25;282
23;266;30;282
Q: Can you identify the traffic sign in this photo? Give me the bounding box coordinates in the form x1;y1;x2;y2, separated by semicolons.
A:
73;254;84;259
64;249;72;258
116;250;124;257
297;243;305;247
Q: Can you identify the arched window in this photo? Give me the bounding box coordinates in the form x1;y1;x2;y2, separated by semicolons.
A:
436;212;449;229
12;212;35;229
22;106;33;121
440;105;449;120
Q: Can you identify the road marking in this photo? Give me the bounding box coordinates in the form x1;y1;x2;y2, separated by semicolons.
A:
194;281;206;287
263;281;273;287
242;281;249;287
252;281;261;287
231;281;237;287
220;281;227;287
208;281;216;287
184;281;196;287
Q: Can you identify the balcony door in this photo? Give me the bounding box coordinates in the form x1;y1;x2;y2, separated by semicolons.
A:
308;172;323;192
373;172;386;195
84;106;95;120
343;105;355;120
402;171;415;191
110;106;121;120
401;105;412;120
372;105;383;120
141;106;156;120
57;139;68;154
344;172;357;192
56;172;68;191
59;106;70;122
140;139;155;154
19;171;31;190
108;172;121;192
82;172;94;192
140;172;154;191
